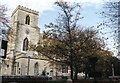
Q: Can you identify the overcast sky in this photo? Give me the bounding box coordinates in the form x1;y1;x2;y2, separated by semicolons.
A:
0;0;113;30
0;0;110;13
0;0;118;56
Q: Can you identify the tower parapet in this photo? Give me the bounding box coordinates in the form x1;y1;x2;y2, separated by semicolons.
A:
12;5;39;16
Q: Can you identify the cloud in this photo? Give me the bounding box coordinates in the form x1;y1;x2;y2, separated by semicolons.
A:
0;0;111;17
110;0;120;2
0;0;55;16
61;0;110;4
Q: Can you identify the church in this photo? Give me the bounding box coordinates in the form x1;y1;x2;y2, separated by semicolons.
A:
0;5;70;78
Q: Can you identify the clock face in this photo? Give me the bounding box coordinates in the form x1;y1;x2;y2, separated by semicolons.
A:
26;28;30;34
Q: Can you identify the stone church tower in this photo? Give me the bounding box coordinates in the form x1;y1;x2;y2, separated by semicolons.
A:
1;5;53;76
0;5;70;79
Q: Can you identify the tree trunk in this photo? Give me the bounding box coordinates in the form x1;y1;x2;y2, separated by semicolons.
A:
70;65;73;80
85;72;87;79
74;69;78;80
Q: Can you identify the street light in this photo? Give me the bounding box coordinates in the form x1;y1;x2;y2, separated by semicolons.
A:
26;51;33;75
112;64;115;77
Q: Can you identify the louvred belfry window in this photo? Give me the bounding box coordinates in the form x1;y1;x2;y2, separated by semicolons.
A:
25;15;30;25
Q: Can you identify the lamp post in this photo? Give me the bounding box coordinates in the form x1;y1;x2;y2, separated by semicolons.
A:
112;64;115;77
26;51;33;75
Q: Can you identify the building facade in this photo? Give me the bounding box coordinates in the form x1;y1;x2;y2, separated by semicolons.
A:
0;5;69;78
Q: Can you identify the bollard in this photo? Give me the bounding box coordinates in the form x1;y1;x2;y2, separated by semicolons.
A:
67;78;72;83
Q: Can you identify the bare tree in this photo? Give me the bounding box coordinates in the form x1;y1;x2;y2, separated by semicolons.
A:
99;1;119;56
0;3;9;28
35;1;106;80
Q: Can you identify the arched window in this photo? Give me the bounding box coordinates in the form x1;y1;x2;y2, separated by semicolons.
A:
50;70;53;76
62;64;68;73
34;62;39;75
25;15;30;25
23;38;28;51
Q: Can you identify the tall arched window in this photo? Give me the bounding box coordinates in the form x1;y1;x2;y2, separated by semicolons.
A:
34;62;39;75
23;38;28;51
25;15;30;25
62;64;68;73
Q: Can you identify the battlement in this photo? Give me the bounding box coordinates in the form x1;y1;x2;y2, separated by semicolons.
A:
12;5;39;16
